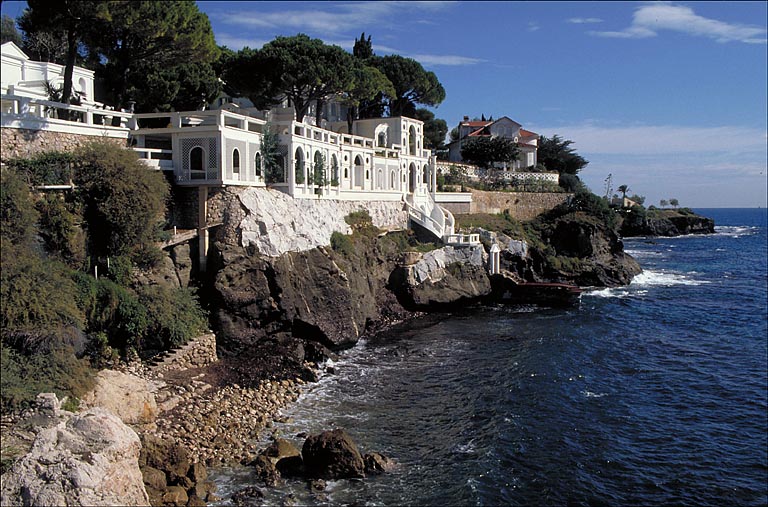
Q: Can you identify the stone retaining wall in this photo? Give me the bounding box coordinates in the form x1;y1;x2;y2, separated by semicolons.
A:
151;333;218;374
0;127;127;160
468;189;572;221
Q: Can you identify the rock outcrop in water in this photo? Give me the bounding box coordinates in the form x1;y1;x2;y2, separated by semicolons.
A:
618;208;715;237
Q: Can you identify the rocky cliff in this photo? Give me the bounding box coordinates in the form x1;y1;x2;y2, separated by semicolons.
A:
619;208;715;237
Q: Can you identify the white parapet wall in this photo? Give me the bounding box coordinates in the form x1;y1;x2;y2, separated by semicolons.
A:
237;187;409;257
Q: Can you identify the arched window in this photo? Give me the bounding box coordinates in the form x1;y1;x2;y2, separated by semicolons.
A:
294;148;305;184
232;148;240;178
408;126;417;155
378;131;387;147
190;146;204;180
354;155;364;188
254;152;262;178
390;171;396;189
331;155;339;186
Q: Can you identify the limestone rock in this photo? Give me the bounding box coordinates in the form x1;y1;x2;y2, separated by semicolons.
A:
392;245;492;310
235;187;407;256
0;408;150;507
80;369;158;426
301;429;365;480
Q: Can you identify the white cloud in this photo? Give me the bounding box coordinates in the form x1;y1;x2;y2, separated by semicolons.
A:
528;22;540;32
529;123;768;155
568;17;604;24
215;1;452;36
216;34;270;50
589;3;767;44
407;53;485;66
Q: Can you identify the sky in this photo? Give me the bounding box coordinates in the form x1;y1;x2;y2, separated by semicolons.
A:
2;1;766;208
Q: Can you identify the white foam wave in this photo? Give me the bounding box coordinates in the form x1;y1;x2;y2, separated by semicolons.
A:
630;270;709;287
581;390;607;398
715;225;759;238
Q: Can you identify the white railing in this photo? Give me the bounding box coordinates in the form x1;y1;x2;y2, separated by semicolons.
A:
133;147;173;170
444;233;480;246
1;93;135;129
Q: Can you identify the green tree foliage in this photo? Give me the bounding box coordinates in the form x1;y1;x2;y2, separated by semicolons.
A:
669;198;679;208
538;135;589;175
414;108;448;151
353;32;373;60
373;54;446;117
224;35;355;123
0;167;39;247
660;199;669;208
260;124;284;184
18;1;104;105
617;184;630;199
460;137;520;169
1;14;23;45
342;63;395;133
89;1;220;112
72;141;169;259
311;153;327;194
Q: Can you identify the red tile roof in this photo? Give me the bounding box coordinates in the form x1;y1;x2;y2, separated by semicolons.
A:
519;128;539;138
461;121;492;127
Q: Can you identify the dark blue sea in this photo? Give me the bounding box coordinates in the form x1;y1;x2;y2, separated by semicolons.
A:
212;208;768;506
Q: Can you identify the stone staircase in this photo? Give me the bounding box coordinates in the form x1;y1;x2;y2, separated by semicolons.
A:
404;191;479;246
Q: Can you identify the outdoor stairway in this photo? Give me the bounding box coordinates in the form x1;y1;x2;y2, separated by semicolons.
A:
404;191;479;246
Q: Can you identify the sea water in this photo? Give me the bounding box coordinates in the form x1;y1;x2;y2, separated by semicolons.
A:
211;208;767;506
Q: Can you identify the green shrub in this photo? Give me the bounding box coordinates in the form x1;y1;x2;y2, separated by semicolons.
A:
5;151;75;186
0;167;39;246
344;209;373;228
0;345;95;412
1;246;85;332
106;255;133;286
73;141;169;258
35;193;85;266
330;231;354;256
139;286;208;351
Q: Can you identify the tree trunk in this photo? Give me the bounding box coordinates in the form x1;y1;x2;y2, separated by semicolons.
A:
346;106;355;134
315;98;324;126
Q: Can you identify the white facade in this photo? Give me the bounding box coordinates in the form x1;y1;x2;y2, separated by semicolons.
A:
1;42;98;106
447;115;539;170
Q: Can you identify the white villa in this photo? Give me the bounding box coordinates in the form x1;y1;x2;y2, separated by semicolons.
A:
447;115;540;170
1;41;473;254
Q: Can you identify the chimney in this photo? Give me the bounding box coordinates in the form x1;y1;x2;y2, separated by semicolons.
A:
463;116;469;122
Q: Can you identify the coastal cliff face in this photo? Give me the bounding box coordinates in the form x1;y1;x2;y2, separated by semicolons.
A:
619;209;716;237
208;188;641;361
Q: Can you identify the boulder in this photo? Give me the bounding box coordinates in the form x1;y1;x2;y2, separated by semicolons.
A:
80;369;158;427
263;438;301;463
0;408;150;506
363;452;395;475
301;429;365;479
248;454;281;487
392;245;492;310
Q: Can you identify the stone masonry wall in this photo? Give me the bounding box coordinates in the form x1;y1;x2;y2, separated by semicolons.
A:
468;189;572;221
0;128;127;161
151;333;218;374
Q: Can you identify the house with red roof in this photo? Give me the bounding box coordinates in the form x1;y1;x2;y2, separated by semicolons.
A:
447;115;539;170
